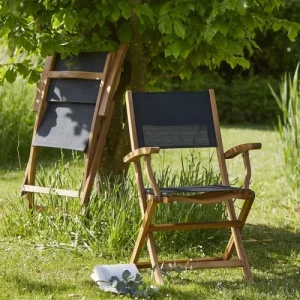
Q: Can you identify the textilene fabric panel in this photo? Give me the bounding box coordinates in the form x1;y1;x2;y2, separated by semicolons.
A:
132;91;217;149
145;185;248;196
47;79;100;104
53;52;108;72
33;102;94;152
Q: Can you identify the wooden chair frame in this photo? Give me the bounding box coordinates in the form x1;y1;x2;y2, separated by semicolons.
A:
124;89;261;285
21;44;128;208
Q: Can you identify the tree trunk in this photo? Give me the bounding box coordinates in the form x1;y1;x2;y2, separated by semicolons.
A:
97;71;131;180
96;3;148;183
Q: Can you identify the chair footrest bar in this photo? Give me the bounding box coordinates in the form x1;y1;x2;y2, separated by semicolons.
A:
136;256;223;268
137;258;243;270
22;185;79;198
149;220;242;232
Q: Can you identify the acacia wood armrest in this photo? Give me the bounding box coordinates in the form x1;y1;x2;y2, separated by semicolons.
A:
224;143;262;159
123;147;160;163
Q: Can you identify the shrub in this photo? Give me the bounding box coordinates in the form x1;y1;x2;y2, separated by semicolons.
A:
270;64;300;203
0;77;35;166
158;72;279;125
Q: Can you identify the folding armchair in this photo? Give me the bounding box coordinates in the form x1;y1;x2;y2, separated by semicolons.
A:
124;90;261;285
21;44;128;208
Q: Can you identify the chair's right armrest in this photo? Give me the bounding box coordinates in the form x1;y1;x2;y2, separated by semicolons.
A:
123;147;160;163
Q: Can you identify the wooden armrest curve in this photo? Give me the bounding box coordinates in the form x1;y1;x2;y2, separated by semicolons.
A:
224;143;262;159
123;147;160;163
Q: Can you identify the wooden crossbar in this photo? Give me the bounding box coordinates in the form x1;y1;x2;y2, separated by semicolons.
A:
23;185;79;198
137;259;243;270
47;71;105;80
148;220;242;232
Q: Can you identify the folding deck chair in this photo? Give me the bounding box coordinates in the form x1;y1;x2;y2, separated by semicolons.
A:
124;90;261;285
21;44;128;208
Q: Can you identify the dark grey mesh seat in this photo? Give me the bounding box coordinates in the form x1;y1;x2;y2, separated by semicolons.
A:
145;185;249;196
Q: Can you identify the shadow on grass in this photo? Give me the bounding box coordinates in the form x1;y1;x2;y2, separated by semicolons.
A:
3;273;72;295
153;223;300;298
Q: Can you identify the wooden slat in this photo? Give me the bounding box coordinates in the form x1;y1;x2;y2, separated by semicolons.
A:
136;259;243;270
23;185;79;198
33;56;55;112
149;220;242;232
84;45;127;186
98;44;128;116
47;71;104;80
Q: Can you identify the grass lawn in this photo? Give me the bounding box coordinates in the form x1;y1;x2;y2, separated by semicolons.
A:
0;125;299;299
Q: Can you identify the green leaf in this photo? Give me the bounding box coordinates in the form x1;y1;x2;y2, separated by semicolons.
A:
164;42;180;58
119;1;132;20
135;3;155;24
288;26;298;42
52;12;64;29
174;20;185;39
117;22;132;43
158;16;173;34
4;67;17;83
179;68;192;80
111;8;120;22
64;12;76;32
272;21;282;31
159;2;172;16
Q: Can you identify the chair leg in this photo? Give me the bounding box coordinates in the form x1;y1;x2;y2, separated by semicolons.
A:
130;199;157;263
22;146;40;209
224;198;254;260
146;233;164;285
130;199;164;285
224;199;254;283
230;227;254;283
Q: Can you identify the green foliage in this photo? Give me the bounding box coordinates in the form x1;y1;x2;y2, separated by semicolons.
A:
159;72;279;124
0;151;225;257
0;0;299;83
270;64;300;203
109;270;156;298
0;77;35;166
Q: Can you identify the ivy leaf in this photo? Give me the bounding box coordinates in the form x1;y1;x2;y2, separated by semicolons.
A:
117;22;132;43
174;20;185;39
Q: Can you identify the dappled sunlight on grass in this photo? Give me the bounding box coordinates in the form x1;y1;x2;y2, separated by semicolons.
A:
0;125;299;299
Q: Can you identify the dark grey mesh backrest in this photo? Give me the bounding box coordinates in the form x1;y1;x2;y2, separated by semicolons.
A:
33;52;108;152
47;52;107;104
132;91;217;149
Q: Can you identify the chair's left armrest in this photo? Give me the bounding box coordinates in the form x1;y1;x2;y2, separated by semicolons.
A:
123;147;160;163
224;143;262;159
